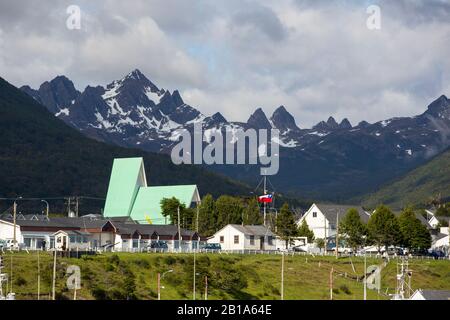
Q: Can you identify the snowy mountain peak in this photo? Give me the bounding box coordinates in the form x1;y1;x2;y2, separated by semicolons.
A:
247;107;272;129
339;118;352;129
270;105;300;132
424;94;450;120
327;116;339;128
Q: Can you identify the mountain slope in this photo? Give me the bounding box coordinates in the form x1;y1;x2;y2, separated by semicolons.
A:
360;148;450;209
22;70;450;201
0;77;251;207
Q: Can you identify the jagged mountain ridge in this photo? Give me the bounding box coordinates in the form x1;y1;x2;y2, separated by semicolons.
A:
21;69;361;151
21;69;450;201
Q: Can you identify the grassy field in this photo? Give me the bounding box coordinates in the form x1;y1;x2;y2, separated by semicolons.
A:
1;251;449;300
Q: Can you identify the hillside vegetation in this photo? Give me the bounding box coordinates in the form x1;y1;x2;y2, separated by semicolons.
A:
0;77;251;212
3;252;450;300
361;148;450;209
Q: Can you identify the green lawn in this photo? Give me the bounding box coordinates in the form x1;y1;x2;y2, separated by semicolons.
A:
1;251;449;300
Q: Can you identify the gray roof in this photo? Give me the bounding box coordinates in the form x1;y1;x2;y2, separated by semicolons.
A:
114;222;198;238
315;203;370;224
393;211;433;230
108;216;137;224
416;290;450;300
0;214;114;230
433;233;448;241
228;224;274;237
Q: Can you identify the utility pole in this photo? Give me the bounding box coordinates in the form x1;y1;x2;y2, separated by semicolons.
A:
177;206;182;252
157;273;161;300
196;205;199;233
67;197;71;217
193;249;196;300
37;250;40;300
335;212;339;259
281;252;285;300
52;249;57;300
41;200;49;218
13;201;17;249
364;249;367;300
330;267;333;300
263;175;267;226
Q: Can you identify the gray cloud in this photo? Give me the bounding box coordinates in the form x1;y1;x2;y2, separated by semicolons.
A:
0;0;449;127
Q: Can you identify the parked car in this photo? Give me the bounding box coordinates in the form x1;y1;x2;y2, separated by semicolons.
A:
409;248;429;256
428;250;445;259
291;245;307;252
201;243;221;251
386;247;405;256
0;239;26;250
149;241;168;250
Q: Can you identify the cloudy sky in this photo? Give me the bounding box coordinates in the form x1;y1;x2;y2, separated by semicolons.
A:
0;0;449;127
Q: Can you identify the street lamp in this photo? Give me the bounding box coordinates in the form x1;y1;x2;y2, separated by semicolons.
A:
158;269;173;300
41;200;49;218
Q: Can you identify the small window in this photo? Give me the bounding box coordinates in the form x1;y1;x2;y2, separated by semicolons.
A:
312;212;317;218
268;236;273;245
234;235;239;244
249;235;255;245
220;236;224;243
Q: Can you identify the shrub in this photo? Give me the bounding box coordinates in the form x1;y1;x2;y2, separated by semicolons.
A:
107;254;121;266
339;284;351;295
163;256;176;265
14;276;27;286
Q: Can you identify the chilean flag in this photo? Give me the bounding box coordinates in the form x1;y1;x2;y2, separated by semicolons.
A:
258;194;273;203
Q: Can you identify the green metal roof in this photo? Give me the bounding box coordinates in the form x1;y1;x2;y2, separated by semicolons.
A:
130;185;199;224
103;157;147;217
103;158;200;224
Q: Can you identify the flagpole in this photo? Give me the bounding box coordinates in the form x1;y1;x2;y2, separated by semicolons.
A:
263;175;267;226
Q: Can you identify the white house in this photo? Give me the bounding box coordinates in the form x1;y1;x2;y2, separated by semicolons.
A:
432;232;449;249
298;203;371;240
208;224;276;251
410;289;450;300
0;219;22;244
426;209;441;228
53;230;92;251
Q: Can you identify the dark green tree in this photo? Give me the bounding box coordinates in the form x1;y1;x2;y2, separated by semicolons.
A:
215;195;244;230
297;220;315;243
339;208;367;252
160;197;192;228
367;205;401;251
436;203;450;217
276;203;298;249
243;198;263;225
197;194;216;236
398;207;431;251
315;238;325;253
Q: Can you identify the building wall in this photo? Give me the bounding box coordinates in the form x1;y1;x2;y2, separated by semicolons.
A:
209;225;276;251
0;220;22;242
209;225;245;251
298;204;334;239
409;291;426;300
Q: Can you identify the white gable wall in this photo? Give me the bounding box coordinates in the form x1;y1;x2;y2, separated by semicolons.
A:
429;216;440;228
0;219;22;242
209;225;245;250
297;204;334;239
410;290;426;300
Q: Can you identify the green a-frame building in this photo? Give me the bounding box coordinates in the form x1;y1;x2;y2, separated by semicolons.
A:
103;157;200;224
